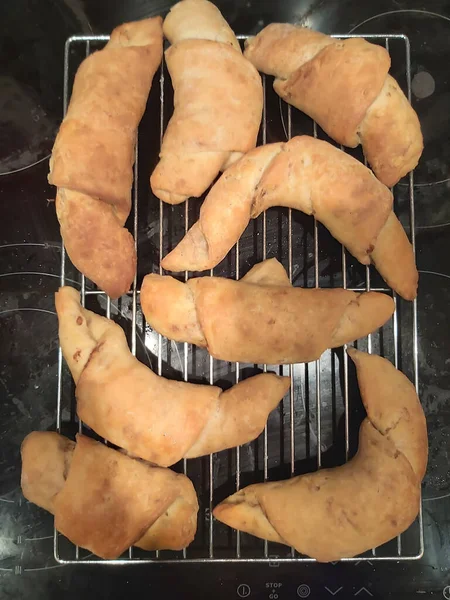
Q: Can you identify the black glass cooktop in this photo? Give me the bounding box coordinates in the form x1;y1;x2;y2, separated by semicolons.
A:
0;0;449;598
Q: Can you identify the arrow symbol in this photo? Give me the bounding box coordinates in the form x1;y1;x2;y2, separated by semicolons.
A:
325;586;343;595
354;560;373;567
354;587;373;596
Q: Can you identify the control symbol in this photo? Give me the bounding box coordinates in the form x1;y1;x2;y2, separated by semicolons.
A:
297;584;311;598
237;583;251;598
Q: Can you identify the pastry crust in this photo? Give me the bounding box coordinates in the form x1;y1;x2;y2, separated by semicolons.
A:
55;286;290;466
162;136;418;300
21;431;198;559
49;17;163;297
244;23;423;186
141;258;395;364
213;349;428;562
150;0;263;204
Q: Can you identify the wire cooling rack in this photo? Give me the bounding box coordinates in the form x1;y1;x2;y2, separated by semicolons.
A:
55;33;422;564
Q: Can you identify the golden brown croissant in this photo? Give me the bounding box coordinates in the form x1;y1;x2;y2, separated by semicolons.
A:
21;431;198;559
150;0;263;204
244;24;423;187
141;258;395;364
213;348;428;562
162;136;418;300
55;286;290;467
48;18;163;298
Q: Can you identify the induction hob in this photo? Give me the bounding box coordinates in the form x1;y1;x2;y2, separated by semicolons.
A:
0;1;448;598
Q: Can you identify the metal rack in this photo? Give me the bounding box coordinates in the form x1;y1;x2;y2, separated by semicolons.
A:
55;33;422;564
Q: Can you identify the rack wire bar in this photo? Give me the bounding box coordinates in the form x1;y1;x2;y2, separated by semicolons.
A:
55;33;422;564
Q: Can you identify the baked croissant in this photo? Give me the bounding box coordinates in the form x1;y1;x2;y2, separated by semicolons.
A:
244;24;423;187
162;136;418;300
150;0;263;204
48;17;163;298
21;431;198;559
213;348;428;562
142;258;395;364
55;286;290;467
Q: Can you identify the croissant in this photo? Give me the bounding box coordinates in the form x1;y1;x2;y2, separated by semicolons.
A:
213;348;428;562
48;17;163;298
55;286;290;467
150;0;263;204
244;24;423;187
162;136;418;300
21;431;198;559
142;258;394;364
